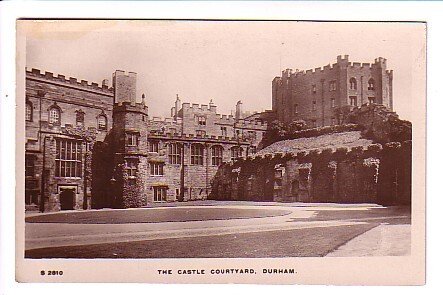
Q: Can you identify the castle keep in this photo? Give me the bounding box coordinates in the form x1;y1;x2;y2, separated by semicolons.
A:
25;55;409;212
272;55;393;127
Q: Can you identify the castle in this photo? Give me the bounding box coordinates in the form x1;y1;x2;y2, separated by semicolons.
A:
25;55;408;212
272;55;393;127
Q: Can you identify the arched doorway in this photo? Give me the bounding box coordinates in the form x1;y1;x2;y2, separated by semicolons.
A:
60;189;75;210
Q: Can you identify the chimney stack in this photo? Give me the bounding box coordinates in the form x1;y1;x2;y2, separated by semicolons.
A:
235;100;243;121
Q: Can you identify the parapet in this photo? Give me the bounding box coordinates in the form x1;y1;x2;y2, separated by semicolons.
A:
277;55;391;81
215;113;235;124
113;70;137;78
181;102;217;112
234;118;268;129
26;67;113;94
113;101;149;115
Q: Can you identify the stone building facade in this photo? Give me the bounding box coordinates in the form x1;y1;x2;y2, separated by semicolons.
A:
25;68;267;211
272;55;394;127
25;68;113;211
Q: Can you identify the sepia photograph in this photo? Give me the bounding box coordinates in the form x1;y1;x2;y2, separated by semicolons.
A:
14;19;426;284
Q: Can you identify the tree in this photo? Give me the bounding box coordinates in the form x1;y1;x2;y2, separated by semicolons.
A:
288;120;306;134
333;105;352;125
262;120;287;147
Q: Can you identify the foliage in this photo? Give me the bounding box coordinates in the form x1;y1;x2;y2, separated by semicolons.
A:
333;105;353;125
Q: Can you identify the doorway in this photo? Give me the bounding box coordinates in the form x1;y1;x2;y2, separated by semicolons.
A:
60;189;75;210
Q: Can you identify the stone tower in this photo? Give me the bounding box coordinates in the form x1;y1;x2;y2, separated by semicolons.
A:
111;71;149;208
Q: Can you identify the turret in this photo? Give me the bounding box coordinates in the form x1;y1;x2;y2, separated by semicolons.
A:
209;99;217;112
111;92;149;209
373;57;387;71
113;70;137;105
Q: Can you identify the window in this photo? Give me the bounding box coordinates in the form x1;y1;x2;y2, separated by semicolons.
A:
349;96;358;107
149;141;159;153
126;159;137;178
312;84;317;94
55;139;82;178
247;130;256;141
25;155;35;177
196;130;206;137
26;101;33;122
49;107;61;125
231;146;243;161
191;144;204;165
293;104;298;114
197;116;206;126
211;145;223;166
220;126;228;137
329;80;337;91
368;97;375;104
127;133;138;146
168;143;182;164
312;100;317;111
175;188;180;200
98;115;107;130
331;98;336;108
312;120;317;128
76;110;85;127
368;78;375;90
331;117;336;126
349;78;357;90
150;163;164;176
249;146;257;155
153;187;167;202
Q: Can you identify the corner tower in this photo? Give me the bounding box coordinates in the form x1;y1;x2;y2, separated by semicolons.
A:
111;71;150;208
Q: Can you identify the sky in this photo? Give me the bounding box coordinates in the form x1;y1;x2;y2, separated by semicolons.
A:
24;20;426;121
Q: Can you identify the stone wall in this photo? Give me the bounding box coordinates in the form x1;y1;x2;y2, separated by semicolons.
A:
210;140;411;205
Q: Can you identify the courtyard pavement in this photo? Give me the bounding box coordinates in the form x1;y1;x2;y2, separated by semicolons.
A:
24;201;411;257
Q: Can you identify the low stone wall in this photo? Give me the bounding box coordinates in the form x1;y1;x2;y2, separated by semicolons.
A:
210;140;411;205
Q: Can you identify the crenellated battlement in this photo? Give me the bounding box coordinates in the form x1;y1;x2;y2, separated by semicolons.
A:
181;102;218;112
113;69;137;78
26;67;114;93
147;130;253;144
215;113;235;124
275;55;390;80
235;118;268;129
113;101;149;115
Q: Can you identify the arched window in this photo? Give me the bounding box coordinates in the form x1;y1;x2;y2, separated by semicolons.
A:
98;114;107;130
168;143;182;164
230;146;243;161
76;110;85;127
26;101;33;122
49;106;61;125
211;145;223;166
190;144;204;165
368;78;375;90
349;78;357;90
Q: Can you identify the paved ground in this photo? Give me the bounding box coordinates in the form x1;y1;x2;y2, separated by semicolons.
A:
327;224;411;256
24;201;411;258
